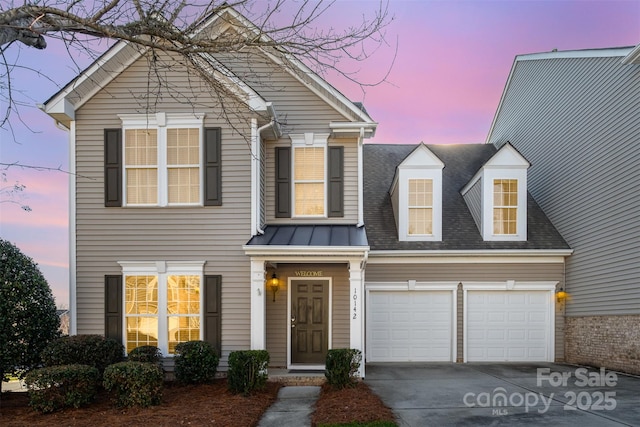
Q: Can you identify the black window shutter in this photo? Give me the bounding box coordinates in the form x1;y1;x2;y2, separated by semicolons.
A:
275;147;291;218
328;146;344;217
204;128;222;206
105;275;123;344
104;129;122;207
203;275;222;355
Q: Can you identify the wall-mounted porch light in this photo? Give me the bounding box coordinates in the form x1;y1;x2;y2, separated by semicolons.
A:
556;287;568;303
269;273;280;302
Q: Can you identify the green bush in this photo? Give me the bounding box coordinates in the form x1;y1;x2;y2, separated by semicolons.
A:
128;345;163;365
174;340;219;384
103;361;163;408
325;348;362;389
0;239;60;385
41;334;124;374
24;364;99;413
227;350;269;395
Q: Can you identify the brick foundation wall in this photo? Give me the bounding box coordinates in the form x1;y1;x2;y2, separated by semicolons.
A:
565;315;640;375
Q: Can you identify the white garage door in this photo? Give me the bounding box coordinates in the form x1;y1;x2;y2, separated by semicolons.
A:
466;291;551;362
367;291;454;362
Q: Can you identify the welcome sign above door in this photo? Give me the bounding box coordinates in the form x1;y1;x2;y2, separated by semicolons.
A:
294;271;324;277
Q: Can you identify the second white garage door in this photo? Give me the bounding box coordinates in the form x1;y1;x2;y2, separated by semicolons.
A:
465;290;552;362
367;290;454;362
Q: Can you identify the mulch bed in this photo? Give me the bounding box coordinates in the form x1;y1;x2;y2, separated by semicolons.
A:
311;382;396;426
0;380;280;427
1;379;395;427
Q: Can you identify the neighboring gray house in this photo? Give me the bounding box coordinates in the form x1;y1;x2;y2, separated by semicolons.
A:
487;44;640;374
40;4;572;376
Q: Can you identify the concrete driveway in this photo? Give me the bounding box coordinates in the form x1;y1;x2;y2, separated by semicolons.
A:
365;362;640;426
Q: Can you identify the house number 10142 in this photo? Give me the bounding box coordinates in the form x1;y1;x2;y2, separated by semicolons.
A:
352;287;357;319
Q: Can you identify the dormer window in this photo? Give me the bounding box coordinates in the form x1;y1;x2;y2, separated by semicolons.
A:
408;179;434;235
390;144;443;242
461;142;529;242
493;179;518;235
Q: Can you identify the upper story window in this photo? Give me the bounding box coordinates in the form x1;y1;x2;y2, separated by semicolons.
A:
389;144;444;242
408;178;433;235
461;143;529;241
120;113;204;207
493;179;518;235
294;146;325;216
276;133;345;219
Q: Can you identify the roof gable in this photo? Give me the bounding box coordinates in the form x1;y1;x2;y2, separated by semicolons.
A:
42;5;375;131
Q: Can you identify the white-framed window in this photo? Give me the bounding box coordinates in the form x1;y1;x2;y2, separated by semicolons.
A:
120;113;204;207
390;144;443;241
119;261;205;355
408;178;434;235
493;178;518;235
291;133;329;217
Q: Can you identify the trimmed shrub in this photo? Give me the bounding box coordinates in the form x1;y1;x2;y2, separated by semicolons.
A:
103;361;163;408
174;340;219;384
325;348;362;389
128;345;163;365
41;334;124;374
227;350;269;395
24;364;99;413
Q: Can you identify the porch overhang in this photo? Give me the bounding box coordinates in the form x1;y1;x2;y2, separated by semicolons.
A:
243;224;369;259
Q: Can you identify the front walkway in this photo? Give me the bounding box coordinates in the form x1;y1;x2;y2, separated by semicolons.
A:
258;386;321;427
365;362;640;426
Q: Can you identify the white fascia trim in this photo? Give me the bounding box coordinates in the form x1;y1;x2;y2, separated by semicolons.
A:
622;44;640;64
367;249;572;263
68;121;77;335
44;41;143;118
329;122;378;138
516;47;631;62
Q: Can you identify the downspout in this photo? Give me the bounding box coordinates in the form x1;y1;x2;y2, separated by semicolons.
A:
253;119;276;235
357;126;365;227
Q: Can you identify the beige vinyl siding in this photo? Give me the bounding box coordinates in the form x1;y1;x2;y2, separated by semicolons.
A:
216;50;354;132
365;261;566;361
488;53;640;316
265;263;350;367
265;138;360;223
74;52;255;367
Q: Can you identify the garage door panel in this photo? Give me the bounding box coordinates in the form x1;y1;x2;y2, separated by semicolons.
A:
368;290;454;362
466;290;551;362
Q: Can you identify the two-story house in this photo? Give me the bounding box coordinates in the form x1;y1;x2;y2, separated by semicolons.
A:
42;5;571;375
487;44;640;375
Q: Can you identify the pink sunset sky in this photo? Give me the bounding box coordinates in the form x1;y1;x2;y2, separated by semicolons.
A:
1;0;639;307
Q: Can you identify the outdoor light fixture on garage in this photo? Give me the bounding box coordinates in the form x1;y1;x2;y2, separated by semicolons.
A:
556;287;568;303
269;273;279;302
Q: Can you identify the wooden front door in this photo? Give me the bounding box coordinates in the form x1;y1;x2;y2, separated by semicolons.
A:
291;280;329;365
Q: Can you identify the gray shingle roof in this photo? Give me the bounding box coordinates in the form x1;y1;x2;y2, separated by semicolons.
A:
363;143;570;251
246;224;368;247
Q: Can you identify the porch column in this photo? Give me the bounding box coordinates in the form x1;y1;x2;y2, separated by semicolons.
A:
349;259;365;377
250;259;266;349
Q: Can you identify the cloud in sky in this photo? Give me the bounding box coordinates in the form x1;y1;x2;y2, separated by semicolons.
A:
1;0;639;307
